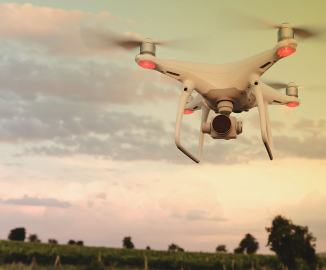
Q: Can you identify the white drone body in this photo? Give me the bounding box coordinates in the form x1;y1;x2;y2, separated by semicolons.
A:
135;23;300;163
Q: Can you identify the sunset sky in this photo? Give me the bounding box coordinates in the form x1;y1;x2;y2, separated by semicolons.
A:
0;0;326;254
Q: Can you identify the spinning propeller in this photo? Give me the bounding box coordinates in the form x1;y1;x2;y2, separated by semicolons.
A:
218;8;325;41
80;25;211;53
266;82;305;90
80;25;168;51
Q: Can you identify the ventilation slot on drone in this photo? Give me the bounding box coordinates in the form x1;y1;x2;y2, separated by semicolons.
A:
260;62;271;69
167;71;180;76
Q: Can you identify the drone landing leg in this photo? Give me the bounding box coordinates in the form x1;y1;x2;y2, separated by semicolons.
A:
264;101;273;152
250;75;273;160
175;80;209;163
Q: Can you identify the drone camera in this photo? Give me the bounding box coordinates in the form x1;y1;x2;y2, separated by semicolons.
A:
202;114;242;140
212;115;231;134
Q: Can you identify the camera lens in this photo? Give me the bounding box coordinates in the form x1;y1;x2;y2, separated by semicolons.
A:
212;115;231;134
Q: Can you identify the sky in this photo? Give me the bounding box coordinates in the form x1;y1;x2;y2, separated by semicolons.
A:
0;0;326;255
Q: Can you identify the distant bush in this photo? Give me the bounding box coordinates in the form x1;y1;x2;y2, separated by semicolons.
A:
48;239;58;244
28;234;41;243
68;240;76;245
76;241;84;246
8;228;26;242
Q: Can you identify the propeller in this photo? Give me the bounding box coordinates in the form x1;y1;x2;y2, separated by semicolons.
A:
217;8;325;41
265;82;305;90
265;81;326;93
80;25;168;52
80;24;213;53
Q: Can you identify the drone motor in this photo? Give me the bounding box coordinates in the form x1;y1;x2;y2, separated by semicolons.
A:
278;23;295;42
286;82;298;97
140;38;156;56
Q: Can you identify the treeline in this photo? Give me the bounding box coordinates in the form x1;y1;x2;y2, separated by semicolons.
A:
2;240;325;270
8;227;83;246
3;215;325;270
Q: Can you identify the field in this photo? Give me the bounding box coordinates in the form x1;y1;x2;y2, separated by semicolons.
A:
0;240;325;270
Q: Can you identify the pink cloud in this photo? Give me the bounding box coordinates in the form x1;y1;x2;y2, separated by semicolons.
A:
0;3;132;55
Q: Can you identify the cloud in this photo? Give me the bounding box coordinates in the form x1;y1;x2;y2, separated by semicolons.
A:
0;56;179;104
2;194;71;208
185;209;209;221
292;118;326;136
274;135;326;159
0;3;122;55
1;89;325;163
185;210;227;222
96;192;106;199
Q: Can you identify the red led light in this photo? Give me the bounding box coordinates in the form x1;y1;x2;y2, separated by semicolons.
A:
184;110;194;115
138;61;155;69
278;47;296;57
286;102;299;107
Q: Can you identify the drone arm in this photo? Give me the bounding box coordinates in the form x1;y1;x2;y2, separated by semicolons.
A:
175;81;209;163
250;75;273;160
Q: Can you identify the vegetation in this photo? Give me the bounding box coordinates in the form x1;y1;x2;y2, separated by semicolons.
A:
28;234;41;243
266;215;318;270
2;216;325;270
1;240;325;270
168;243;184;252
216;245;227;253
122;237;134;249
7;228;25;242
48;239;58;244
234;234;259;254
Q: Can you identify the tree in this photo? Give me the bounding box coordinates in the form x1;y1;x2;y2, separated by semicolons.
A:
146;246;151;250
216;245;227;253
234;247;244;254
234;234;259;254
68;240;76;245
266;215;317;270
168;243;178;251
76;240;84;246
123;237;134;249
8;228;26;241
240;234;259;254
48;239;58;244
168;243;184;252
28;234;41;242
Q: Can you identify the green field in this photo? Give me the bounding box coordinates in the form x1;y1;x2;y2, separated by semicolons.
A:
0;240;325;270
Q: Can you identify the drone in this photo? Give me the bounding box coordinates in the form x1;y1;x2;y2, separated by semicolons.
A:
82;22;317;163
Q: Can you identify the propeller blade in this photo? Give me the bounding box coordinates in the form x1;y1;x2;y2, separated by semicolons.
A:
80;25;145;51
217;8;325;41
266;83;288;90
265;82;310;91
81;24;212;54
264;81;307;89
